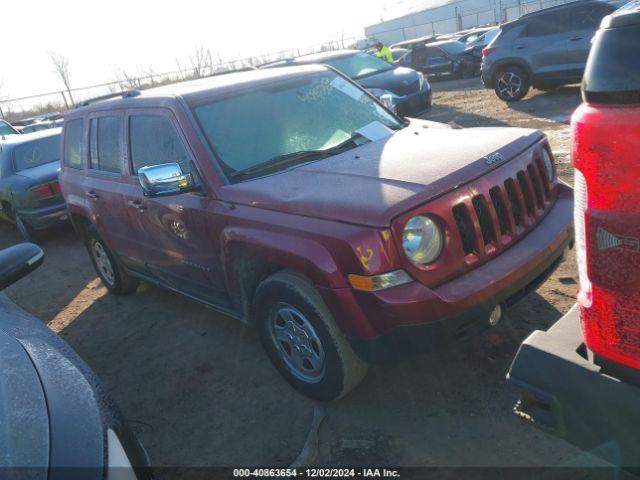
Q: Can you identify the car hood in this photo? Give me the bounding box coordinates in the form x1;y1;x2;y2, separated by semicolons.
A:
15;161;60;183
219;120;544;227
0;330;49;475
357;66;420;92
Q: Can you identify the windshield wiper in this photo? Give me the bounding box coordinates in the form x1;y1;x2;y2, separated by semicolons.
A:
230;134;366;181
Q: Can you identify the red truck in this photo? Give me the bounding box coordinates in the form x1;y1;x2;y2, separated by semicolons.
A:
509;4;640;467
59;66;573;400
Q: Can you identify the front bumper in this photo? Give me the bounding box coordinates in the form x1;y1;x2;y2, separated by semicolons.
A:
323;185;574;363
17;202;68;230
508;305;640;468
395;87;432;117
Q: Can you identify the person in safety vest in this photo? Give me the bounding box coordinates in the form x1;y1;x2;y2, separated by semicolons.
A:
375;42;393;63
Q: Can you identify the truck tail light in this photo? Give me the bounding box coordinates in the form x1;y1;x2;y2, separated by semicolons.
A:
482;47;495;58
572;102;640;371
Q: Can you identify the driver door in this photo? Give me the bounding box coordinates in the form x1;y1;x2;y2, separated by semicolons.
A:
124;110;229;306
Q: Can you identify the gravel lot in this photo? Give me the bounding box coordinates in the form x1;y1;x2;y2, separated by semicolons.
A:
1;78;610;477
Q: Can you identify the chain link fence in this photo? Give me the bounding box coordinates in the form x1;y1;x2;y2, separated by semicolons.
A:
0;37;359;122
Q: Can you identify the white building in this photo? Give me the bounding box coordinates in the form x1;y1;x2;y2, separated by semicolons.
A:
365;0;580;44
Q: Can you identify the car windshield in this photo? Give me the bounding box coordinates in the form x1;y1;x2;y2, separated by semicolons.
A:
321;53;394;79
477;29;499;45
0;121;18;136
439;42;467;55
193;71;402;180
13;135;60;171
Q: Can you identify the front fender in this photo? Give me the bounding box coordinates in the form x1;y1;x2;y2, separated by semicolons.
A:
221;226;346;291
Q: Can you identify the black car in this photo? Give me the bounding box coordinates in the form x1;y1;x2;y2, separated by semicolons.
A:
0;128;67;241
481;0;616;101
263;50;432;117
0;242;153;479
395;40;481;78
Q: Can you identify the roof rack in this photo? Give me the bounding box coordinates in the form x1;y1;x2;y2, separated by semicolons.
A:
75;90;141;108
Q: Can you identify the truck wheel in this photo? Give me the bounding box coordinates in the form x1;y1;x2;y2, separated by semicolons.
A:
254;270;368;401
86;225;138;295
494;66;530;101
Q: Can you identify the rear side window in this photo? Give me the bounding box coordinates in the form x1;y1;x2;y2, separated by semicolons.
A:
568;4;615;30
522;13;566;37
89;116;121;173
64;119;83;169
583;24;640;104
129;115;191;174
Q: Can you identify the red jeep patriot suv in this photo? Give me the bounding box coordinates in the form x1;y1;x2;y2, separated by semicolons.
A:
59;65;573;400
509;3;640;468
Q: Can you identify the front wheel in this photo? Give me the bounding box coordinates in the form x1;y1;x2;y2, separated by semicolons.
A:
254;270;368;401
494;66;530;102
86;226;139;295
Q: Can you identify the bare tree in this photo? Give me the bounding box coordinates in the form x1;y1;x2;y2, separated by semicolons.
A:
190;47;213;79
49;52;74;105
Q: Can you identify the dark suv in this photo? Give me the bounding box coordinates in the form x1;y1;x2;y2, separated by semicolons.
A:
59;65;573;401
481;0;616;101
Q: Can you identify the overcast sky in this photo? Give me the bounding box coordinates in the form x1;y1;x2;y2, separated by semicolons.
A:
1;0;432;101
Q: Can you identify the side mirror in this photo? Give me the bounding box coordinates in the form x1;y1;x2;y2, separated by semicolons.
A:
0;243;44;291
138;163;197;197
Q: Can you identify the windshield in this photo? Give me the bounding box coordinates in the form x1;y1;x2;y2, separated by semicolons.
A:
322;53;394;79
0;121;18;136
194;71;402;179
439;42;467;55
13;135;60;171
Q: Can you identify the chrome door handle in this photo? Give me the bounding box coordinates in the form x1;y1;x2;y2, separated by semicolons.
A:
86;191;99;200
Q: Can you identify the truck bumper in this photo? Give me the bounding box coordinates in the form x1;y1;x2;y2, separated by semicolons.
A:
508;305;640;468
324;185;574;363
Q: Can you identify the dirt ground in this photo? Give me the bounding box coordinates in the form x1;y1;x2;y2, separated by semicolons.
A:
1;78;615;477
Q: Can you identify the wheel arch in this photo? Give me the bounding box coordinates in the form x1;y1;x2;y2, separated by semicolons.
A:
221;227;346;323
489;58;533;84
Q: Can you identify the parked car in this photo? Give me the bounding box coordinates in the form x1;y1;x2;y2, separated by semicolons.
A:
19;122;52;134
465;28;501;58
263;50;431;117
0;119;20;137
508;3;640;467
457;26;496;45
0;128;68;241
481;0;616;101
395;40;482;78
0;242;153;479
59;65;573;401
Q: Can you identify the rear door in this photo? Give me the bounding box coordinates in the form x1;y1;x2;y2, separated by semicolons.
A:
564;3;616;78
425;46;453;75
515;11;570;81
124;109;229;305
84;111;146;270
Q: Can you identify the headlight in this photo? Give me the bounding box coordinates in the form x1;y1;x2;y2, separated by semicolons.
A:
541;148;555;181
402;215;444;265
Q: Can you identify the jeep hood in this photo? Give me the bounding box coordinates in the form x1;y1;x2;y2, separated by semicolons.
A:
219;120;544;227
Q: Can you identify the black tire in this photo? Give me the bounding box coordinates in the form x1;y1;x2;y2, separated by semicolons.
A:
254;270;368;401
494;66;530;102
85;225;139;295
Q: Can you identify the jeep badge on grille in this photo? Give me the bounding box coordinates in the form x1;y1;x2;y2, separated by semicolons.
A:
483;152;504;165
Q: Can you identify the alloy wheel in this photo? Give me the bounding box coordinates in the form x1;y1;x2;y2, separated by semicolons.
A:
497;71;523;99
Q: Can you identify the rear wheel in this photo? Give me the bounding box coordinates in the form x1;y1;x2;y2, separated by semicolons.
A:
254;270;368;401
494;66;530;101
86;225;138;295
